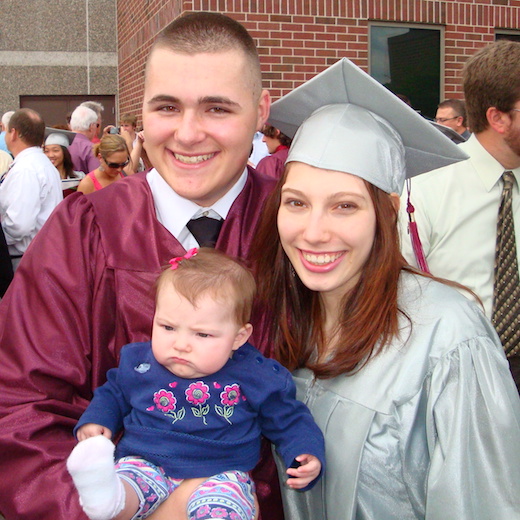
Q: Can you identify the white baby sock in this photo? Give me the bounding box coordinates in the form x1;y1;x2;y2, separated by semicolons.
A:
66;435;126;520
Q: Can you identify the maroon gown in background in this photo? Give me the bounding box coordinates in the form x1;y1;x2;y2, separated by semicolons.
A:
0;169;281;520
255;146;289;180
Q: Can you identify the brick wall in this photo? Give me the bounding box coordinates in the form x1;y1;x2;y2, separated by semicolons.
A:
117;0;184;120
117;0;520;123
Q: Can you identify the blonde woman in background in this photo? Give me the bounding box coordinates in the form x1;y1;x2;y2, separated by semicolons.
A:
77;134;131;194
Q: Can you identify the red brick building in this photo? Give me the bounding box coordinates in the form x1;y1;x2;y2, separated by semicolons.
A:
117;0;520;121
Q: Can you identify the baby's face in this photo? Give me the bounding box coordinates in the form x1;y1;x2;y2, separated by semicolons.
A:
151;288;250;379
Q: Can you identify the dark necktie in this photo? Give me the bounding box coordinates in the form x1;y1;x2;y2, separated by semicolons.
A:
186;216;223;247
492;170;520;357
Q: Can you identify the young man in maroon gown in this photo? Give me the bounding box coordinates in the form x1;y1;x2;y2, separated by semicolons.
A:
0;13;282;520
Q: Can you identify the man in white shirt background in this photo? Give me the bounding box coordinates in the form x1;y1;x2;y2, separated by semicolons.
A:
400;40;520;390
0;108;62;270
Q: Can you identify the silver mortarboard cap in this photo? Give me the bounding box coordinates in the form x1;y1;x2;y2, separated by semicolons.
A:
44;127;75;147
430;120;467;144
45;133;70;148
269;58;468;194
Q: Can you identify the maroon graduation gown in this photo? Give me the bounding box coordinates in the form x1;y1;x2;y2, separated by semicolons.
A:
255;146;289;180
0;169;281;520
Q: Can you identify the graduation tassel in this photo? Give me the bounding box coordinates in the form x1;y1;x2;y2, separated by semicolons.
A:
406;180;430;274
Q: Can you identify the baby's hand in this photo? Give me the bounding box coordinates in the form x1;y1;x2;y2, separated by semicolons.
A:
286;454;321;490
76;423;112;442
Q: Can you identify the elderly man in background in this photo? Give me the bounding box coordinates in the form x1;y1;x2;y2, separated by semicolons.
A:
0;110;14;155
0;108;62;270
68;105;101;174
81;100;104;143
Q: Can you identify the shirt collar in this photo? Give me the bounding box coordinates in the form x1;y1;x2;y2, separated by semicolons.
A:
11;146;43;164
464;134;520;191
147;167;248;239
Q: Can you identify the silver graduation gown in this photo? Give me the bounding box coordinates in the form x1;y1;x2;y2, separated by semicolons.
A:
278;272;520;520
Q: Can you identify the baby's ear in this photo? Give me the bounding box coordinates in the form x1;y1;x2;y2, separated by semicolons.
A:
232;323;253;350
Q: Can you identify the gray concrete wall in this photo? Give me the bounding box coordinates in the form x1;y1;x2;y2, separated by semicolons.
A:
0;0;117;115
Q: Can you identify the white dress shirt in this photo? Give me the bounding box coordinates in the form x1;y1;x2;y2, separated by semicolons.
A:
147;168;248;250
399;134;520;318
0;146;62;258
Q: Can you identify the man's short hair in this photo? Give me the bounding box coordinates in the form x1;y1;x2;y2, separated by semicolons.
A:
437;99;467;127
261;124;292;148
8;108;45;147
70;105;98;132
151;12;262;99
80;101;104;117
120;113;137;127
463;40;520;133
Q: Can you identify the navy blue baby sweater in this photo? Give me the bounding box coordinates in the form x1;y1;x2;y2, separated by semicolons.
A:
76;341;325;488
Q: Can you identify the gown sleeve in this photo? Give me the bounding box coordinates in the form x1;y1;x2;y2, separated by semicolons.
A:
75;365;129;439
426;336;520;519
251;363;326;491
0;193;111;520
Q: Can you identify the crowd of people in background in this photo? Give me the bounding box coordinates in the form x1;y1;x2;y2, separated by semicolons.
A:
0;90;473;291
0;102;152;289
0;92;290;291
0;12;518;520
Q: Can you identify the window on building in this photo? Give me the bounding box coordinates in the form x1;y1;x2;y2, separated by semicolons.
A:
370;24;442;120
496;31;520;43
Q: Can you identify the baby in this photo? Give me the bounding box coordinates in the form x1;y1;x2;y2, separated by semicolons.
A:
67;248;325;520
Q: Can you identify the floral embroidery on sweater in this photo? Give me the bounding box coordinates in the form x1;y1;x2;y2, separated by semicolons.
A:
215;384;240;424
150;389;186;424
186;381;211;425
146;380;243;425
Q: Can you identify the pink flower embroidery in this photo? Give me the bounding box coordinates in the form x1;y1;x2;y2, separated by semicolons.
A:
220;384;240;406
185;381;210;405
153;389;176;413
215;384;241;425
196;505;211;517
209;507;228;518
186;381;211;425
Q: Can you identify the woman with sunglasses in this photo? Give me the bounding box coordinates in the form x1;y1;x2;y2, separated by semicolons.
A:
77;134;132;194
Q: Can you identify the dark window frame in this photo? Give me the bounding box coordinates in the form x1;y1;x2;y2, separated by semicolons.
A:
369;22;443;120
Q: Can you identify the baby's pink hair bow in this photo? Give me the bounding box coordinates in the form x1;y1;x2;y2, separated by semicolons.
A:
169;248;198;270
